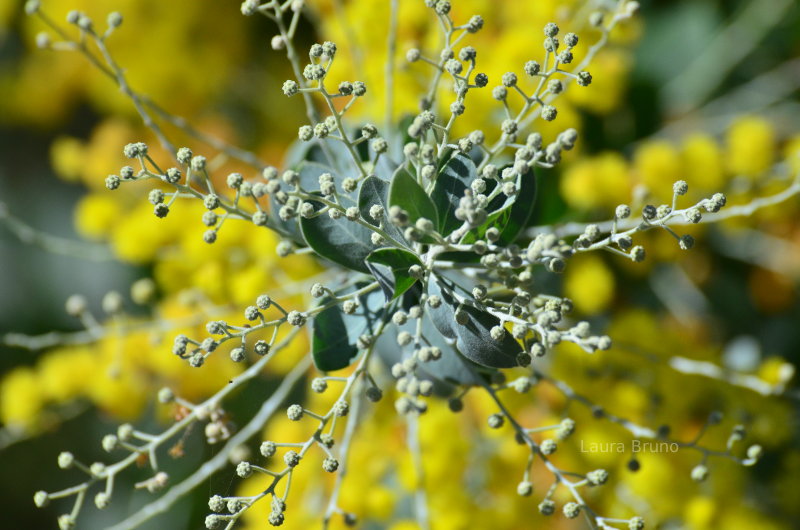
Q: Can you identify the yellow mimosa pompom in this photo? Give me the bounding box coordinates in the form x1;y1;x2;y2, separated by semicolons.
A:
564;254;615;314
50;136;85;183
74;193;119;239
726;115;775;177
681;133;725;193
634;139;682;199
0;367;45;429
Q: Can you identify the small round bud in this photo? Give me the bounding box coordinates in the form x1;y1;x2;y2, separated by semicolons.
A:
501;72;517;87
102;434;119;453
628;516;645;530
490;325;506;341
563;502;581;519
517;481;533;497
287;404;304;421
587;469;609;486
366;386;383;402
157;387;175;404
352;81;367;96
105;174;121;190
236;461;252;478
260;441;277;457
256;294;271;310
541;105;557;122
691;464;709;482
287;310;306;327
230;347;245;362
746;444;763;461
153;204;170;218
524;60;541;76
564;32;579;47
57;452;75;469
282;80;299;97
333;400;350;417
488;413;505;429
322;457;339;473
543;22;559;37
539;439;557;455
34;491;49;508
284;450;301;468
448;398;463;412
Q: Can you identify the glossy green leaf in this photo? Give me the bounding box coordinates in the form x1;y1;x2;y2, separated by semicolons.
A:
431;153;477;235
365;247;422;301
269;160;354;243
300;200;376;273
388;167;439;227
358;175;406;244
374;313;489;387
426;274;519;368
311;285;385;371
464;166;537;245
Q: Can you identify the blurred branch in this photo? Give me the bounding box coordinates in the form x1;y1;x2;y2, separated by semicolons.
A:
662;0;794;115
667;356;793;397
385;0;399;135
711;227;800;278
33;10;268;169
322;381;363;528
648;264;709;325
107;355;310;530
658;58;800;139
532;170;800;239
0;202;114;261
406;414;430;530
2;301;233;351
616;342;797;399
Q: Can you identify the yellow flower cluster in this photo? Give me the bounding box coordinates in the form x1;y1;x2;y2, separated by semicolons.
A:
561;115;791;211
312;0;639;143
1;0;246;126
227;308;793;530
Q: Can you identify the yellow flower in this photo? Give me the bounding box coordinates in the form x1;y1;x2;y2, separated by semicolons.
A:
567;49;631;115
783;134;800;175
684;496;716;530
0;366;45;429
726;116;775;177
38;347;97;403
681;133;725;193
560;152;631;210
74;193;120;239
50;136;85;183
564;254;615;314
634;139;682;200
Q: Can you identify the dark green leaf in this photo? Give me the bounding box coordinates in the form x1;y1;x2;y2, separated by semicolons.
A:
311;285;385;371
365;248;422;301
358;175;406;244
374;313;489;387
426;275;458;339
284;138;360;177
431;153;477;235
427;274;519;368
388;167;439;228
466;166;537;245
270;161;356;243
300;200;376;273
